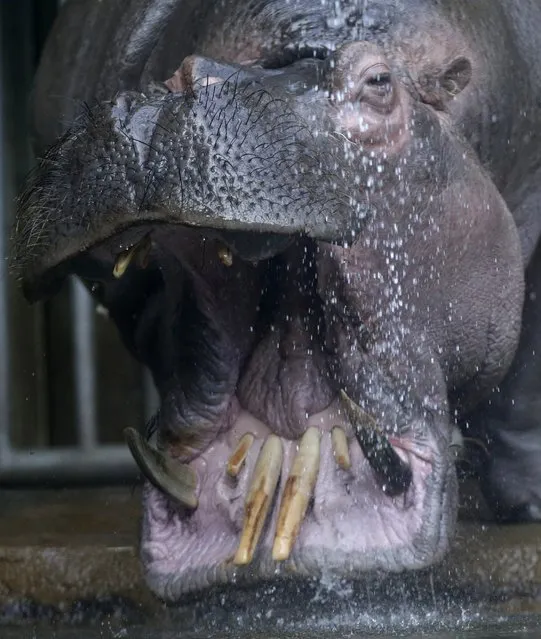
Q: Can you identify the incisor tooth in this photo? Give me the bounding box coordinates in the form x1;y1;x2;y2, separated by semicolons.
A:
227;433;255;478
331;426;351;470
233;435;283;565
272;427;320;562
218;245;233;267
113;235;151;278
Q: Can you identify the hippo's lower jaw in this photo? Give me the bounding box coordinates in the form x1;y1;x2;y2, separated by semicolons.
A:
81;222;457;601
140;408;454;602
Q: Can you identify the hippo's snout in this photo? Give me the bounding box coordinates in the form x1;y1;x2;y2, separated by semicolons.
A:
14;57;368;298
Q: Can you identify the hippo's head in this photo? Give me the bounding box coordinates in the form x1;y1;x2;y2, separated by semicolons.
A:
12;0;523;601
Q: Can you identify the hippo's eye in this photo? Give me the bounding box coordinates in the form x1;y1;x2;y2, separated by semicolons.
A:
365;72;391;88
359;66;394;111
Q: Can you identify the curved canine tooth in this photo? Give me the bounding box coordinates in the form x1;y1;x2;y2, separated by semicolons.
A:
233;435;283;566
227;433;255;478
113;235;151;278
217;245;233;267
340;390;412;497
124;427;198;509
272;427;321;562
331;426;351;470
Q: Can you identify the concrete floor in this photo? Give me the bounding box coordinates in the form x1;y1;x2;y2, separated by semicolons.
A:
0;485;541;631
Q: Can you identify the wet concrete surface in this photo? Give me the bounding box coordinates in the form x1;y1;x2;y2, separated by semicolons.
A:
0;485;540;633
0;486;161;628
3;621;541;639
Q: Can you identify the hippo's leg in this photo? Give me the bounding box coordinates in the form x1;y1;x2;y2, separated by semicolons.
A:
472;241;541;522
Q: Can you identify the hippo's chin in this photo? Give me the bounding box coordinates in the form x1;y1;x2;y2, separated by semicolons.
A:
62;221;456;601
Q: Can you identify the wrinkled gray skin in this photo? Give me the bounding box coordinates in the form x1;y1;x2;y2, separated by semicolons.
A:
11;0;541;601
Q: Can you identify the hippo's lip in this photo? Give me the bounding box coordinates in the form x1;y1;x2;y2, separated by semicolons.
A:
15;219;303;304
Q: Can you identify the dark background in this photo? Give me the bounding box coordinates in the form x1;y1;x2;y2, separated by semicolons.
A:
0;1;148;471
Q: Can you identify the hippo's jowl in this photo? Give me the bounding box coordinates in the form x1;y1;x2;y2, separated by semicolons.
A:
11;0;541;600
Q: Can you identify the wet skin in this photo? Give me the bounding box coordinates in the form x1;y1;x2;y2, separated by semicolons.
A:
11;0;541;600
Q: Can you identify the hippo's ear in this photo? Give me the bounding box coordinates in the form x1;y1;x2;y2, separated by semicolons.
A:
419;57;472;109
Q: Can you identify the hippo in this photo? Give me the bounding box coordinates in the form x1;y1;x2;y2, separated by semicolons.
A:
10;0;541;602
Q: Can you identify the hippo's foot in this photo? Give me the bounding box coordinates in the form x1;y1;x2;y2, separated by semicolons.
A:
474;390;541;523
139;398;455;601
481;425;541;522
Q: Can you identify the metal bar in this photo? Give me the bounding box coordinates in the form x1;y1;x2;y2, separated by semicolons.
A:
0;13;12;460
143;369;160;423
71;276;98;450
0;446;136;483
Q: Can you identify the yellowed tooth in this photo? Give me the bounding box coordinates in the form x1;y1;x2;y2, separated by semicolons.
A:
331;426;351;470
233;435;283;565
218;245;233;267
113;248;135;279
113;235;151;278
272;427;321;562
227;433;255;478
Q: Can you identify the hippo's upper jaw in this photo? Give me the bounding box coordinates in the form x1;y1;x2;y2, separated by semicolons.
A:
13;0;524;602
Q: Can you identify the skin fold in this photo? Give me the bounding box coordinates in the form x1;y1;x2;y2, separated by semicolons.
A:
11;0;541;601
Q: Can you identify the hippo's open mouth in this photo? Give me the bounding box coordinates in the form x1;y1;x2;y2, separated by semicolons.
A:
59;220;451;601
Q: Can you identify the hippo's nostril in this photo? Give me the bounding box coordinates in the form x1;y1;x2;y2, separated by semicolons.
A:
165;54;244;94
340;391;412;497
111;92;136;117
